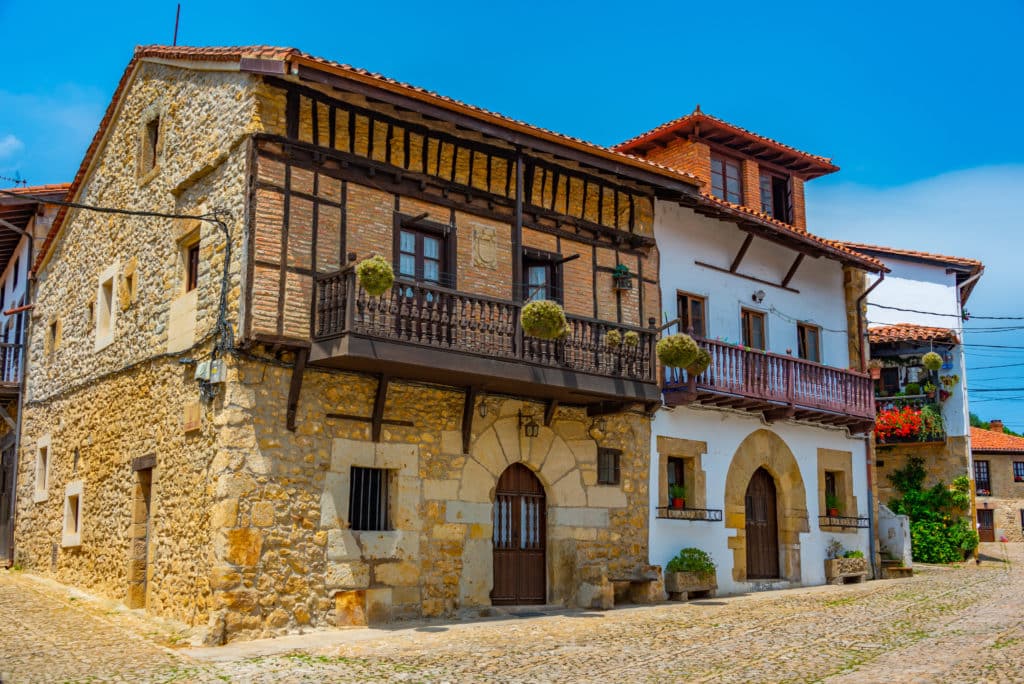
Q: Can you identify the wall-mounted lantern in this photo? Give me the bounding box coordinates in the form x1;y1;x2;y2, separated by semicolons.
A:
519;410;540;438
612;264;633;291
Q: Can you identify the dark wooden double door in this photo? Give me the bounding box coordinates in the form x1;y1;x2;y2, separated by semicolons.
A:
745;467;780;580
492;463;546;605
977;509;995;543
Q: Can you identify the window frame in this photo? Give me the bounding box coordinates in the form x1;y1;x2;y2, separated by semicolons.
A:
741;308;767;350
34;443;49;502
797;322;822;363
676;291;707;337
710;153;743;205
392;214;456;288
349;466;391;531
758;170;792;223
1013;461;1024;483
597;447;621;486
521;248;564;304
185;242;200;292
974;460;991;495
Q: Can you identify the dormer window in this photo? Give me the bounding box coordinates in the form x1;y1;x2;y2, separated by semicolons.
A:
759;171;792;223
711;154;742;204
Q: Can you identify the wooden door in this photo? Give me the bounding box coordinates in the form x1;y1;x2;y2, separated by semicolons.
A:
0;442;16;562
977;509;995;543
492;463;546;605
745;467;780;579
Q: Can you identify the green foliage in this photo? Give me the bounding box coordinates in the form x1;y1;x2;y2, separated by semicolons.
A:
666;547;716;574
669;484;686;500
686;348;712;376
355;255;395;296
843;550;864;559
888;456;979;563
656;333;699;368
921;351;943;371
520;300;568;340
918;403;945;442
604;329;622;347
824;493;841;513
623;330;640;347
825;538;844;560
903;382;921;396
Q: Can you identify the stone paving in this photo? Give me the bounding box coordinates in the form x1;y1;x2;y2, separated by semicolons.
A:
1;543;1023;683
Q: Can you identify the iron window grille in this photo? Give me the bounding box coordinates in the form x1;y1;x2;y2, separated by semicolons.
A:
597;448;621;485
349;466;390;531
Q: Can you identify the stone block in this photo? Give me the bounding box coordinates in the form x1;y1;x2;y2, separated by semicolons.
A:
459;539;492;606
440;430;463;456
320;471;347;529
586;486;628;509
375;561;420;587
375;442;418;476
459;459;494;503
335;590;367;626
394;476;422;531
358;530;418;560
550;471;587;507
392;586;420;605
216;473;256;499
365;588;392;624
224;528;263;567
567;439;598;464
432;523;466;542
325;561;370;590
540;439;575;485
550;507;609;528
250;501;276;527
423;478;459;501
330;438;375;472
445;501;492;524
473;428;509;477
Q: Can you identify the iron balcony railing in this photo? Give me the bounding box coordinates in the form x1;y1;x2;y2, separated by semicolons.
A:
313;269;658;383
655;507;723;522
663;337;875;420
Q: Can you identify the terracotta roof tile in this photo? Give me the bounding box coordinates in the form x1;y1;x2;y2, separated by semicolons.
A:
837;241;983;272
868;323;959;345
971;426;1024;453
0;183;71;199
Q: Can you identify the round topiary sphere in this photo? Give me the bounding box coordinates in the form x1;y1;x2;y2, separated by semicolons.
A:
520;300;569;340
922;351;943;372
657;333;700;368
355;255;395;297
686;347;712;376
604;329;622;347
623;330;640;347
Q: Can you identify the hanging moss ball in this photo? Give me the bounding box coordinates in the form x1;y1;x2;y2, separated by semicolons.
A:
604;329;622;347
686;348;712;376
623;330;640;347
922;351;943;372
355;255;395;296
520;300;569;340
657;333;700;368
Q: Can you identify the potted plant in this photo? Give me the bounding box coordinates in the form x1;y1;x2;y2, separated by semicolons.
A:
823;540;869;584
903;382;921;396
520;300;569;340
611;264;633;291
825;493;841;517
923;381;936;399
656;333;699;369
868;359;883;380
623;330;640;347
686;348;712;377
604;329;622;348
922;351;943;372
664;547;717;599
669;484;686;510
355;255;395;296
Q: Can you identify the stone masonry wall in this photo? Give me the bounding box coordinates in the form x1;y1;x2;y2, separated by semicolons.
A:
975;452;1024;543
875;437;971;505
205;350;651;642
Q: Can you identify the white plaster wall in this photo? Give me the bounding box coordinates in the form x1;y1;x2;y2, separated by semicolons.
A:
877;503;912;568
654;200;851;369
649;405;871;596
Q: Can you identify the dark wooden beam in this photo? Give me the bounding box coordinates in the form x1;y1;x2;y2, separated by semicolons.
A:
286;348;309;432
462;386;479;454
781;253;805;288
695;260;800;294
763;405;796;423
371;374;390;442
544;399;559;427
730;234;755;273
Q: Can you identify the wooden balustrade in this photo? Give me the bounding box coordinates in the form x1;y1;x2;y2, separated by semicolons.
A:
0;342;20;386
314;270;657;382
664;337;874;420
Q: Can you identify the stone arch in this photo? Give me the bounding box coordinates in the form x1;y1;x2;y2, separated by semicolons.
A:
723;429;808;583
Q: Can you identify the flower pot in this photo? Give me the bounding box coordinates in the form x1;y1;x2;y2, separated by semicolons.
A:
671;498;685;510
870;367;881;380
828;508;839;517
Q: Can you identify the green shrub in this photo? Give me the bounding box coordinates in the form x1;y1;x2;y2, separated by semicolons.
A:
355;255;395;296
922;351;943;371
686;348;712;376
904;382;921;396
669;484;686;500
520;300;568;340
656;333;699;368
843;550;864;559
666;547;716;575
889;456;978;563
623;330;640;347
604;329;622;347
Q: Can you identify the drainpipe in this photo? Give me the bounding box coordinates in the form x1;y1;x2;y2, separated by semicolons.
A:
865;435;879;579
855;271;885;371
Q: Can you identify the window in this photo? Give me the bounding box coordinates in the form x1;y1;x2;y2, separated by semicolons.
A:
741;308;766;350
349;466;390;531
710;154;743;204
98;275;114;339
597;448;621;485
759;172;792;223
47;320;59;353
975;460;991;495
522;249;563;303
667;457;685;489
34;445;49;500
676;292;707;337
824;471;837;499
397;228;446;286
880;367;900;395
65;495;79;535
141;115;160;176
62;481;83;548
797;323;821;363
185;242;200;292
1014;462;1024;483
1020;509;1024;528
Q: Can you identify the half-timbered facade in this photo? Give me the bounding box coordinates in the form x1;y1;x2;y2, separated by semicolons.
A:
12;45;703;643
616;115;885;593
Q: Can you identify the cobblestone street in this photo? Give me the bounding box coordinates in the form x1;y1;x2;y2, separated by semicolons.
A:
1;544;1022;683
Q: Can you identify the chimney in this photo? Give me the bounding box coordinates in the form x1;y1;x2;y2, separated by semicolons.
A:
990;419;1004;433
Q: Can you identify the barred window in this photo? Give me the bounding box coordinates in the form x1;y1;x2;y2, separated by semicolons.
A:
349;467;390;531
597;448;621;485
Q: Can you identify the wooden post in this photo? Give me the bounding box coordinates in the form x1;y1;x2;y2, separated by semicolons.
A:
512;147;524;303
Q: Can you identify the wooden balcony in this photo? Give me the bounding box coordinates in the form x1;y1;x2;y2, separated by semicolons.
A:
311;269;660;404
662;338;875;431
0;342;21;400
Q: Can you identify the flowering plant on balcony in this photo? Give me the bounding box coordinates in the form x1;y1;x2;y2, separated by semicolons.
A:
657;333;699;368
355;255;395;296
623;330;640;347
520;300;569;340
875;405;923;443
604;329;622;347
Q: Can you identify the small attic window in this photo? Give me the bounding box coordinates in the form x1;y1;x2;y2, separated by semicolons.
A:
140;115;161;177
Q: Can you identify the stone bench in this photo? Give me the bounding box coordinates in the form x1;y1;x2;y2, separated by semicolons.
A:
609;570;664;605
576;565;665;609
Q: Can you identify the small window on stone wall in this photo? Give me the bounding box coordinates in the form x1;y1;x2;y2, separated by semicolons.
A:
140;115;160;178
46;319;59;354
34;446;49;500
62;481;83;548
349;466;390;531
597;448;621;485
97;275;114;343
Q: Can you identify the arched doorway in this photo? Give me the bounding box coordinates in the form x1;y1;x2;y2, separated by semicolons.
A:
492;463;546;605
745;467;780;579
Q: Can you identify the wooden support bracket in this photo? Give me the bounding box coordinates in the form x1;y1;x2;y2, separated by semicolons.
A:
730;234;755;273
285;348;309;432
461;386;479;454
781;253;805;288
544;399;559;427
371;375;390;443
587;401;625;417
763;405;796;423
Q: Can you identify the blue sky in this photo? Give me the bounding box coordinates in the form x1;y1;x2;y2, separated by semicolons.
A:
1;0;1022;429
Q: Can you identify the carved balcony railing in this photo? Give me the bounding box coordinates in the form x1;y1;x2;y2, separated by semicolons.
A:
313;269;658;389
663;337;875;429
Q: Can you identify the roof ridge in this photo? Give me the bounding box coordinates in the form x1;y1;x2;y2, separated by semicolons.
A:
836;240;983;269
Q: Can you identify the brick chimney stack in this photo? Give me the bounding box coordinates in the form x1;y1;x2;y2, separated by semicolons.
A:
990;419;1004;433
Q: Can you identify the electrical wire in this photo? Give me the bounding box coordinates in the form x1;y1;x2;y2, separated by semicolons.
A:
867;302;1024;321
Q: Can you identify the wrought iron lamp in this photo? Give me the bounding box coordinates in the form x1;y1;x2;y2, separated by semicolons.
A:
519;410;540;438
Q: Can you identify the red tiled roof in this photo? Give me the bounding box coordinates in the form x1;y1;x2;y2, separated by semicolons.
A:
612;108;839;176
836;241;983;272
971;426;1024;453
868;324;960;345
697;193;887;272
0;183;71;199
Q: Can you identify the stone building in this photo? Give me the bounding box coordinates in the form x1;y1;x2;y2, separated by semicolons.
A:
12;45;713;643
615;111;886;591
0;183;68;563
971;422;1024;543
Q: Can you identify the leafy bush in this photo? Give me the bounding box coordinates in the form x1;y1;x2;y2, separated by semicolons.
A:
843;550;864;559
888;456;978;563
520;300;568;340
604;329;622;347
666;547;716;575
623;330;640;347
918;403;945;442
904;382;921;396
922;351;943;371
656;333;699;368
355;255;395;296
